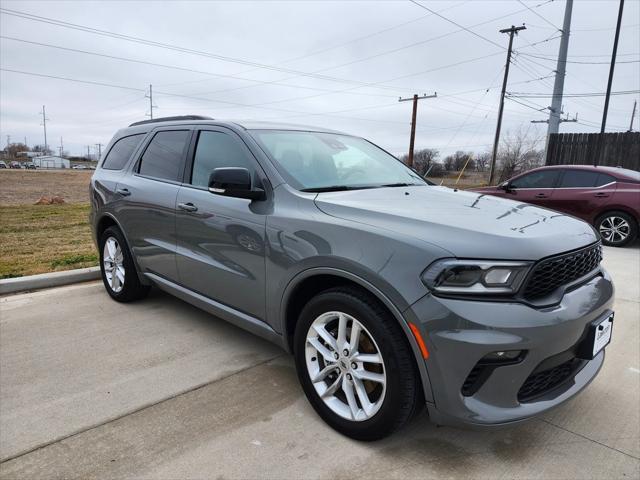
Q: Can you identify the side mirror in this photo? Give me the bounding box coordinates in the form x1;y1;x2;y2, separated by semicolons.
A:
498;181;512;191
208;167;265;201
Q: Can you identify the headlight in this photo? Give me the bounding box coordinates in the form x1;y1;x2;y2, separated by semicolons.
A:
421;259;532;295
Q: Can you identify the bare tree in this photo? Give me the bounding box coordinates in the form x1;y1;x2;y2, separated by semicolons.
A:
475;151;491;172
443;151;475;172
497;127;545;183
400;148;440;176
4;142;28;158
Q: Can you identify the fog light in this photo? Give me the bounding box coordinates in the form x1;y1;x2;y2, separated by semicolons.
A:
483;350;523;362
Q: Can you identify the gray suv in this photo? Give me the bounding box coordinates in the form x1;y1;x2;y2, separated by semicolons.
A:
91;116;614;440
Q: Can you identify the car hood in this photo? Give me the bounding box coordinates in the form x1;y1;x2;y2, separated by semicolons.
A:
313;186;598;260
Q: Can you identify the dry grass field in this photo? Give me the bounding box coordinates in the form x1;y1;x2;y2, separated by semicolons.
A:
0;170;96;278
0;169;92;205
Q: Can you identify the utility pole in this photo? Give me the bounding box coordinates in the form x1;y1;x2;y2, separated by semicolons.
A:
488;25;526;186
87;145;91;161
145;84;157;119
398;92;437;168
5;135;10;148
40;105;49;153
24;136;27;147
546;0;573;147
628;100;637;132
95;143;104;160
601;0;625;136
59;137;64;158
596;0;625;166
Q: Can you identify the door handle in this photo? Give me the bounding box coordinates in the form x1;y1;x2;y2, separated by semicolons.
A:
594;192;609;198
116;188;131;196
178;202;198;212
534;193;548;198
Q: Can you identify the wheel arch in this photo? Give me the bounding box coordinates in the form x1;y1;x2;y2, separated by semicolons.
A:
95;213;149;285
280;267;434;403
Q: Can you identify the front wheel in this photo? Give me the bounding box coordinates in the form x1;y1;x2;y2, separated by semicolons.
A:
596;211;637;247
293;287;423;440
99;226;150;302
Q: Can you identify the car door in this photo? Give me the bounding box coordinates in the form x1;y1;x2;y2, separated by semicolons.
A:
114;128;192;280
550;170;617;222
175;127;268;320
505;169;561;207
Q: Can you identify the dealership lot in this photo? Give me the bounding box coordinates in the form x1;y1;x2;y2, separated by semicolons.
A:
0;246;638;479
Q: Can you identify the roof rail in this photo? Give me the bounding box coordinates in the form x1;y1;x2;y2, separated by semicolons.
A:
129;115;213;127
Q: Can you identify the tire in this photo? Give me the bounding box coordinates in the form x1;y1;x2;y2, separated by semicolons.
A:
99;226;150;302
293;287;423;441
595;211;638;247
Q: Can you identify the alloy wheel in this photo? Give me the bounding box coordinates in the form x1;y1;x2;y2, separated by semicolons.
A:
599;216;630;244
305;311;386;421
103;237;125;293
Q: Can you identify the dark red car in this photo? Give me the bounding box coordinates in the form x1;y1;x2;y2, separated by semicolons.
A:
473;165;640;247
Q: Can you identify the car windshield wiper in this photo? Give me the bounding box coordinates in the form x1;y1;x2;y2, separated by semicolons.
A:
379;182;424;187
300;185;379;193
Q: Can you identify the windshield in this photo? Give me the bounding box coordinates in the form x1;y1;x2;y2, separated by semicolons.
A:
250;130;427;192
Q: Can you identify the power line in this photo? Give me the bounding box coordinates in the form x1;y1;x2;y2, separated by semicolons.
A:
0;8;409;90
0;67;488;129
409;0;506;50
516;52;640;65
517;0;561;32
506;95;549;112
0;35;400;99
508;90;640;97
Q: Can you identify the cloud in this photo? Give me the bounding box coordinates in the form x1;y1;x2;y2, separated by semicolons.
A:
1;0;638;157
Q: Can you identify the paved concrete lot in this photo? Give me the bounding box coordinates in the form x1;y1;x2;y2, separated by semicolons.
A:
1;246;638;479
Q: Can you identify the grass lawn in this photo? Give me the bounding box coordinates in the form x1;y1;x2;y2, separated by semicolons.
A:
0;203;98;279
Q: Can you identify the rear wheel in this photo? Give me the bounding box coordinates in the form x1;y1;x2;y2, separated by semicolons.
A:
293;287;423;440
596;211;637;247
99;226;150;302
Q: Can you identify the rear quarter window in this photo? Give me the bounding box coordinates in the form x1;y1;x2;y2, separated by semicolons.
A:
101;134;146;170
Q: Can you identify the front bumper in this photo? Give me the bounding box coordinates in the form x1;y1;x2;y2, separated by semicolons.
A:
405;268;614;427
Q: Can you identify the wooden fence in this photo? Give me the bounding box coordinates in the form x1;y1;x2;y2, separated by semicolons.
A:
546;132;640;171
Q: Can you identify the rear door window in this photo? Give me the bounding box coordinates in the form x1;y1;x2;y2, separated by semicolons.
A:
559;170;600;188
510;170;560;189
101;134;145;170
138;130;190;182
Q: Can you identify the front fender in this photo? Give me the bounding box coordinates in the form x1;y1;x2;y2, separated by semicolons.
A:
275;265;435;403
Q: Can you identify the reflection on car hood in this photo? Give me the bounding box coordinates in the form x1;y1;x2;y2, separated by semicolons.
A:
313;186;598;260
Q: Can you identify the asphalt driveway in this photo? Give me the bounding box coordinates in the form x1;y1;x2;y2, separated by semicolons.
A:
1;246;638;479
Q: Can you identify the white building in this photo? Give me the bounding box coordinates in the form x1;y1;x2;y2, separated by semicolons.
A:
16;151;45;158
33;156;71;169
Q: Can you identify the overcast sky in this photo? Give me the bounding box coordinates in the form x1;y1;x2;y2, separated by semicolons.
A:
1;0;639;158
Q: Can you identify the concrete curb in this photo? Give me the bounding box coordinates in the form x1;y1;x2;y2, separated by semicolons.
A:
0;267;101;295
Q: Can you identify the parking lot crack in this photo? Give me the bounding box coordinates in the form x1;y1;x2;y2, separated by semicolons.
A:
538;418;640;461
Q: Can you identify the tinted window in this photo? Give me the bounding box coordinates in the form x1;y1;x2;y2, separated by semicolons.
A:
190;131;255;187
596;173;616;186
510;170;560;189
102;134;145;170
138;130;190;181
559;170;599;188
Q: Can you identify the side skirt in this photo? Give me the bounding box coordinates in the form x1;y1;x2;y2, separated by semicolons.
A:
144;272;286;350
